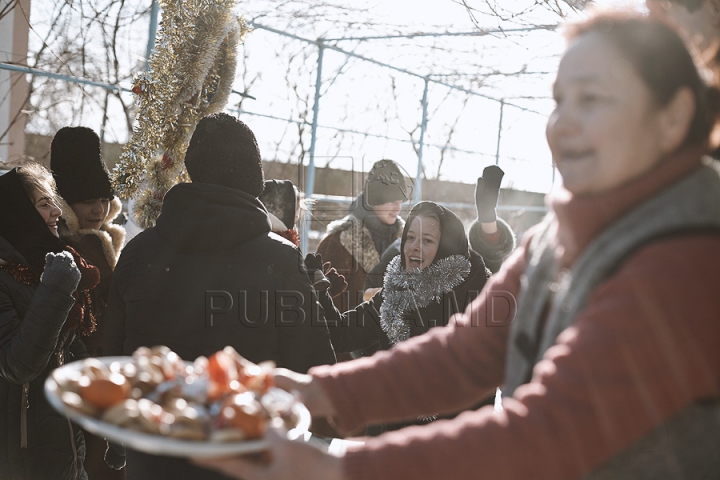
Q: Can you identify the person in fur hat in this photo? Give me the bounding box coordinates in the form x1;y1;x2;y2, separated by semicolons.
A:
51;126;126;357
50;125;127;479
315;159;412;314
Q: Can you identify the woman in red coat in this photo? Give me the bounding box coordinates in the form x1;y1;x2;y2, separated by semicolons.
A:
198;12;720;480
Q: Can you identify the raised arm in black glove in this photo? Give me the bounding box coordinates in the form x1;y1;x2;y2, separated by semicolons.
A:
323;261;348;299
475;165;505;223
40;251;81;296
303;253;330;291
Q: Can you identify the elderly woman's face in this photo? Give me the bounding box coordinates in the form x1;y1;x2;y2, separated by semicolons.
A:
546;33;676;196
31;183;62;237
403;215;441;272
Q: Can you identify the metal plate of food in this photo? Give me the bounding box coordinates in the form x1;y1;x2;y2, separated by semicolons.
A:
44;349;310;457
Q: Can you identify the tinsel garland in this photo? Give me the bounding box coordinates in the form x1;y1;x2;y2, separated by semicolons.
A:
380;254;471;345
112;0;248;228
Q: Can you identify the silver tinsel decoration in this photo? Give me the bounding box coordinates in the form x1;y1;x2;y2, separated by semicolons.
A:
380;254;471;345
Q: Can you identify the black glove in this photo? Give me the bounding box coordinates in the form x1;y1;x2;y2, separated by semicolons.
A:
475;165;504;223
104;441;126;470
323;262;348;299
40;251;81;296
304;253;330;291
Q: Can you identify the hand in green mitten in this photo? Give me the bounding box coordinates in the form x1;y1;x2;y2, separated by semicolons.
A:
40;251;81;295
475;165;505;223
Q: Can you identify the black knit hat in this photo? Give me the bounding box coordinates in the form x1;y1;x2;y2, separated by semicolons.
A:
364;159;413;207
259;179;297;229
185;113;265;197
50;126;114;204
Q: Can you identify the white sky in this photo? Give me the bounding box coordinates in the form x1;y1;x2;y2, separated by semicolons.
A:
25;0;647;194
234;0;646;193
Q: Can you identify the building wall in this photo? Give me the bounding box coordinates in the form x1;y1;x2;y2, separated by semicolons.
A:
0;0;30;165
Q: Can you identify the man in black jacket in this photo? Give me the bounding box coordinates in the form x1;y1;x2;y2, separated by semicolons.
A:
104;113;336;480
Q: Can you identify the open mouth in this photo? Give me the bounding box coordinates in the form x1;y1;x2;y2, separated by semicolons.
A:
557;149;594;164
407;256;423;269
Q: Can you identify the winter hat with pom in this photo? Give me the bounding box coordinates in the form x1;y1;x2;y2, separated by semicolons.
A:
184;113;265;197
51;126;114;204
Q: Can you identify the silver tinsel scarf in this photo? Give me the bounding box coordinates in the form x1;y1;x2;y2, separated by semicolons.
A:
380;254;471;345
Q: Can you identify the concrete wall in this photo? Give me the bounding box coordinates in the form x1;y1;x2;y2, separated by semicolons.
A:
25;133;547;248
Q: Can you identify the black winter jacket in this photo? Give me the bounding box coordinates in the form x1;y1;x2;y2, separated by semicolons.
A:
104;182;336;372
0;235;87;480
104;183;336;480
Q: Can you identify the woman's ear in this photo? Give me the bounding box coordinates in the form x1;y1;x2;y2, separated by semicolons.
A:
659;86;695;153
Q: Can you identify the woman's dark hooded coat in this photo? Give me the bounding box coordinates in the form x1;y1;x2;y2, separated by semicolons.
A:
0;169;88;480
324;201;490;355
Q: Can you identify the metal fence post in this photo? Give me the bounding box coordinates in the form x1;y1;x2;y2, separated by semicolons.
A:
301;41;324;254
495;98;504;166
414;77;429;204
145;1;159;70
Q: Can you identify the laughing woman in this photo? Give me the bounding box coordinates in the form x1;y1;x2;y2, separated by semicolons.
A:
321;201;489;356
197;11;720;480
0;163;100;480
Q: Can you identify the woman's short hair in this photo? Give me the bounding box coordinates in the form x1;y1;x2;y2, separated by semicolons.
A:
566;12;720;149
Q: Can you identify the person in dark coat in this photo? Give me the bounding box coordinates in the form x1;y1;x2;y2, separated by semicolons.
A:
51;126;127;479
0;163;101;480
315;159;413;313
51;127;126;353
103;113;336;480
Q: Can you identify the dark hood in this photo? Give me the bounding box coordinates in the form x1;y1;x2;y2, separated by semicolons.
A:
154;183;272;250
0;168;66;272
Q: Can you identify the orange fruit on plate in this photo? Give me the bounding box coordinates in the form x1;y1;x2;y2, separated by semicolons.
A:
80;373;130;410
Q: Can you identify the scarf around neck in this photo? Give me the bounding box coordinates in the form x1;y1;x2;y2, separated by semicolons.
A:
547;146;705;269
380;254;471;345
350;193;401;255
